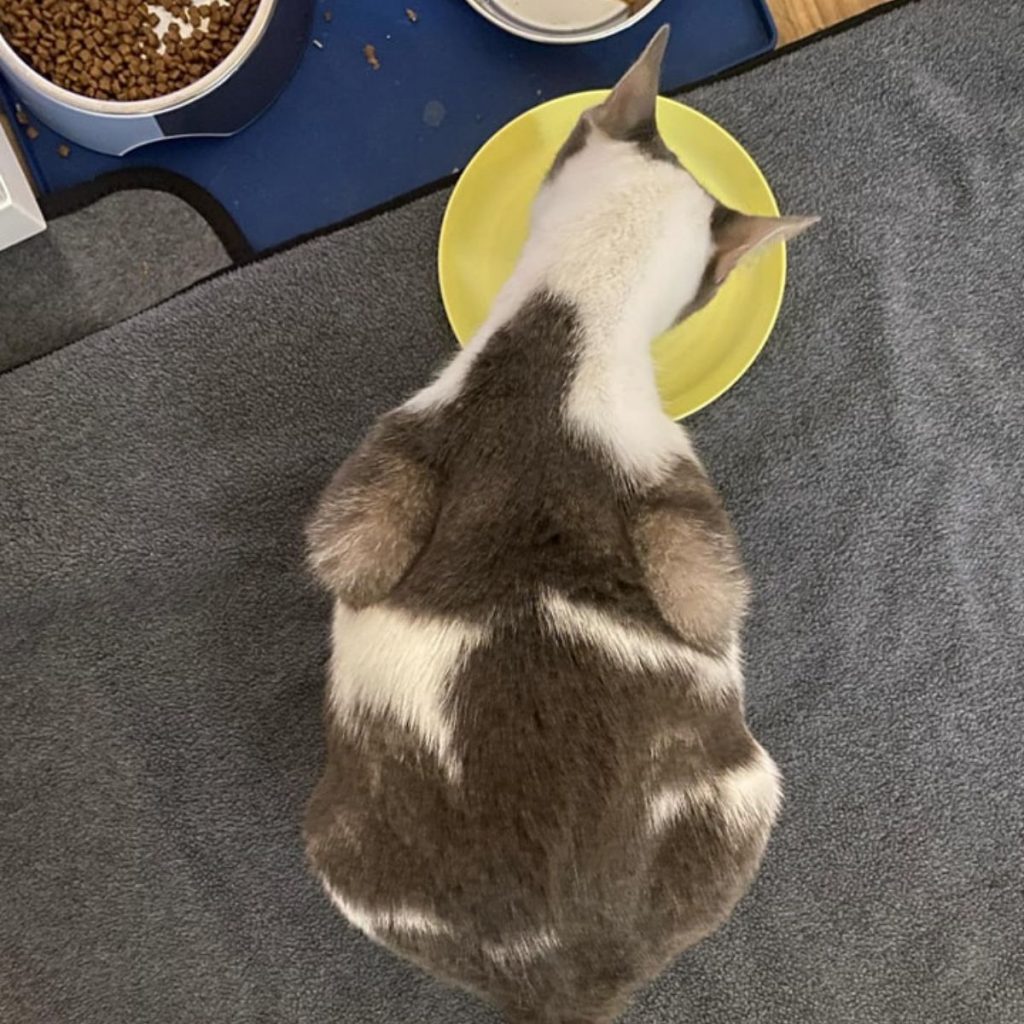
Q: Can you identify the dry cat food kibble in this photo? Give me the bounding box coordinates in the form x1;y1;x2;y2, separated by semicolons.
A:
0;0;259;102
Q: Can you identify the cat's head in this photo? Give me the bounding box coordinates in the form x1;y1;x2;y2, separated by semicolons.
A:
534;25;817;337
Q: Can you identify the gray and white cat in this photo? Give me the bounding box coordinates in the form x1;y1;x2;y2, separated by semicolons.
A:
305;26;816;1024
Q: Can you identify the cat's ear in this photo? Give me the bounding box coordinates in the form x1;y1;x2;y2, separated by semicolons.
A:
711;210;819;285
592;24;670;140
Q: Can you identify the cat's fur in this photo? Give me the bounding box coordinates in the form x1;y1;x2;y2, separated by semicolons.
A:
304;26;816;1024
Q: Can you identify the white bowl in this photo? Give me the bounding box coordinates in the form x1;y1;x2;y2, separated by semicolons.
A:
464;0;668;44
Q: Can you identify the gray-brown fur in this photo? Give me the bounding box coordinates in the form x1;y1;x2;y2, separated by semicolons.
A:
617;115;681;166
305;294;774;1023
629;454;750;654
307;420;439;608
547;117;592;180
386;296;670;627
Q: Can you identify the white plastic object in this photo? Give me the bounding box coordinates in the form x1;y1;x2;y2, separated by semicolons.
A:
0;121;45;252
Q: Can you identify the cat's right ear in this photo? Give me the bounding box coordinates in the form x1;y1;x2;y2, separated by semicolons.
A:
592;24;670;140
710;208;819;285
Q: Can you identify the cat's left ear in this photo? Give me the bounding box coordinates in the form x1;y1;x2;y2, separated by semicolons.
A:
593;24;670;140
711;210;819;285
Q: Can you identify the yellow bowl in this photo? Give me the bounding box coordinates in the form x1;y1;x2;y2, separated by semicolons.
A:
438;92;787;420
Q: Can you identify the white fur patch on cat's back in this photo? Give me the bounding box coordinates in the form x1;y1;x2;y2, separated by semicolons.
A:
320;875;455;942
328;602;489;777
404;349;475;413
565;363;696;483
483;928;561;967
404;243;548;414
648;743;782;836
540;589;741;701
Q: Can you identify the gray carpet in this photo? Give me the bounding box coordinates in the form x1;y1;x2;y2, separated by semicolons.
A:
0;188;229;371
2;0;1023;1021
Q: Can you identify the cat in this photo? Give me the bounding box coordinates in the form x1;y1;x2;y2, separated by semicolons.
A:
304;25;816;1024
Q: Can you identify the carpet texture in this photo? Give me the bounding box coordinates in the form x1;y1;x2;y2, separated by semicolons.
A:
2;1;1023;1022
0;188;229;372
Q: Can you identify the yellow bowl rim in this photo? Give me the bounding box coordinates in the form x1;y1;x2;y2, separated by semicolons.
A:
438;91;787;420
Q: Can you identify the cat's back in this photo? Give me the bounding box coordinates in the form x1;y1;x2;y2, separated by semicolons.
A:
304;292;778;1019
390;291;648;615
305;570;774;1018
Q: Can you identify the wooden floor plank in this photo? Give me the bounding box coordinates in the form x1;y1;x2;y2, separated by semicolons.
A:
768;0;892;45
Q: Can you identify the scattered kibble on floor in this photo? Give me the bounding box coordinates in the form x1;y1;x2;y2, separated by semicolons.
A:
57;143;71;158
363;43;380;71
406;8;418;23
26;124;39;139
14;105;29;125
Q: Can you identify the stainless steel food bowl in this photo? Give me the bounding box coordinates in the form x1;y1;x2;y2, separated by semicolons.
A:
0;0;311;155
464;0;667;44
